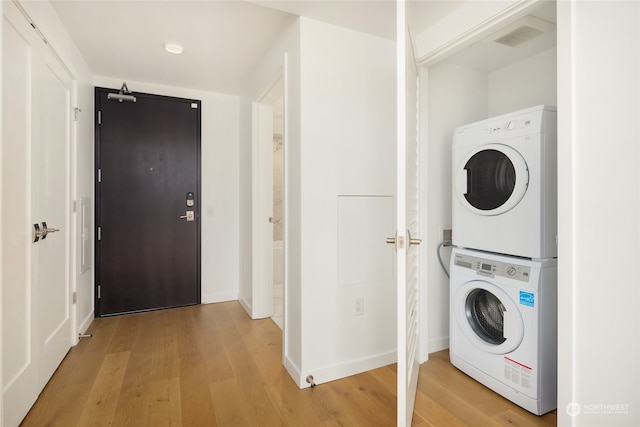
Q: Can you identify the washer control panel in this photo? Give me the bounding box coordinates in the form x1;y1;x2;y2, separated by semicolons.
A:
453;253;531;282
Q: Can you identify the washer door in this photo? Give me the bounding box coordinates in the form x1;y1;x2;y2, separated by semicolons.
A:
454;280;524;354
455;143;529;216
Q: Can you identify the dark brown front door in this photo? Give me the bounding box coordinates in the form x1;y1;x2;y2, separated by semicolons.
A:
95;88;201;316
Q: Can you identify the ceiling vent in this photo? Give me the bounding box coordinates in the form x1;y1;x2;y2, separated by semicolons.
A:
493;25;544;47
489;15;555;48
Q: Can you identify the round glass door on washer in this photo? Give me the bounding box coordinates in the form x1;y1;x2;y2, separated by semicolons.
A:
452;105;557;259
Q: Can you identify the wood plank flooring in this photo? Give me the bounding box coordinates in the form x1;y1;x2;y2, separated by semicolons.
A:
21;302;557;426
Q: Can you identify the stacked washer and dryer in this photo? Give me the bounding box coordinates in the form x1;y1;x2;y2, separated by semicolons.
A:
449;105;558;415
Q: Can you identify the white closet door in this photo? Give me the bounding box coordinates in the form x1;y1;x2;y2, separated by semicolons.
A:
396;0;421;425
2;3;73;425
35;47;73;387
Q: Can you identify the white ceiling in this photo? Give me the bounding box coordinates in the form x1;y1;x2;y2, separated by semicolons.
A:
50;0;556;97
50;0;464;97
443;1;557;73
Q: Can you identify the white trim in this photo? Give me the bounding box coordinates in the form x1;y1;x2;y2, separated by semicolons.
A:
428;337;449;354
416;0;540;67
77;312;94;338
283;353;302;388
201;292;239;305
299;351;397;389
0;1;4;422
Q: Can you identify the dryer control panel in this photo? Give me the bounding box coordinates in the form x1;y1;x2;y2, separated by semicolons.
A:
453;253;531;282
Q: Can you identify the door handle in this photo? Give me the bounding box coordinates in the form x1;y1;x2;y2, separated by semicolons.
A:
386;234;403;250
180;211;195;222
386;231;421;251
33;222;60;242
41;221;60;240
407;230;421;249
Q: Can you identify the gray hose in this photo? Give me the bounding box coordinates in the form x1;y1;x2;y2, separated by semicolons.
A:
437;240;453;278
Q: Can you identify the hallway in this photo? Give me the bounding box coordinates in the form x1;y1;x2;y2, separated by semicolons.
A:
21;302;556;426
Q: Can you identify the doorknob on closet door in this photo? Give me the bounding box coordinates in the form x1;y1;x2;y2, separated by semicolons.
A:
32;222;60;242
40;222;60;240
407;230;422;249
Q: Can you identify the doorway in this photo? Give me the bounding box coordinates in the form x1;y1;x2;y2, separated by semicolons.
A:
270;93;284;329
251;72;285;325
94;88;202;316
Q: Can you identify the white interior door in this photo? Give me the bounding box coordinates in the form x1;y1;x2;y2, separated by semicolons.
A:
2;3;73;425
251;101;274;318
35;46;73;385
396;0;421;425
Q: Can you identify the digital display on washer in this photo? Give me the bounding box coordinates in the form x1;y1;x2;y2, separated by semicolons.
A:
481;263;492;271
456;260;473;269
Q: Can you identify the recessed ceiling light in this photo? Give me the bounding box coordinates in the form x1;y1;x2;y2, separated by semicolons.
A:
165;43;183;54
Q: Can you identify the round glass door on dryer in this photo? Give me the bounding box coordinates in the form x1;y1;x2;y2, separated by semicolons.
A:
455;143;529;216
451;105;557;259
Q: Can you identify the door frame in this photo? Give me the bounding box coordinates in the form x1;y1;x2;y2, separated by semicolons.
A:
416;0;547;364
93;88;202;316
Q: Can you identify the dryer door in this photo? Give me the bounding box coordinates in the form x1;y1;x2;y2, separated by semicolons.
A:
455;143;529;216
454;280;524;355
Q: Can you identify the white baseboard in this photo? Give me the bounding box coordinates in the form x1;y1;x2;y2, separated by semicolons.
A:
78;312;94;336
284;355;303;388
297;351;397;389
238;297;251;316
429;336;449;354
201;292;238;305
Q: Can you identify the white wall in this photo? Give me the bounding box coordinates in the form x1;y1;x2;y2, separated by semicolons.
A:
488;47;557;116
422;62;488;354
244;17;302;377
94;76;241;304
297;18;397;385
557;1;639;425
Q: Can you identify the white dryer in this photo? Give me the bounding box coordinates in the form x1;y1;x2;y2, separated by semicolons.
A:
452;105;557;259
449;247;557;415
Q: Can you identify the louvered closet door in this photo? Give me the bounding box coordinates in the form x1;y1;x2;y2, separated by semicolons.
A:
396;1;421;425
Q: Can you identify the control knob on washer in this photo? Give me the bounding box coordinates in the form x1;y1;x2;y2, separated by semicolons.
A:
506;266;517;276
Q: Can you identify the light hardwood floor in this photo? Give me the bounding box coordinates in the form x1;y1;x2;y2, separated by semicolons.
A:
21;302;557;426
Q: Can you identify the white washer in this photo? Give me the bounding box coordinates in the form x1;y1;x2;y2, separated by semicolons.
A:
452;105;557;259
449;247;557;415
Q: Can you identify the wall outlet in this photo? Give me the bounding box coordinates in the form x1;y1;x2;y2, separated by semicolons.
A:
354;297;364;316
443;228;452;243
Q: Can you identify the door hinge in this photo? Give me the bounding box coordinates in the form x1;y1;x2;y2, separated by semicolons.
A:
97;110;102;125
73;107;82;122
72;200;77;212
97;168;102;183
97;285;101;299
97;227;102;241
72;291;77;304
